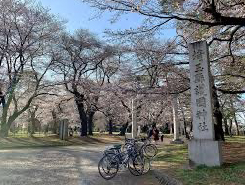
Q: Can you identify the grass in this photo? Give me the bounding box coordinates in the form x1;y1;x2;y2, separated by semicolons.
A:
153;136;245;185
154;144;188;163
224;135;245;143
176;162;245;185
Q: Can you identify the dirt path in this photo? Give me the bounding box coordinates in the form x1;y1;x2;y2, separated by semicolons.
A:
0;145;159;185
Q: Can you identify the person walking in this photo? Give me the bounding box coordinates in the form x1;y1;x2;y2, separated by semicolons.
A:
152;126;159;144
161;134;164;142
147;126;153;139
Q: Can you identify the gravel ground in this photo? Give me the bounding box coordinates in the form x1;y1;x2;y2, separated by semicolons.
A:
0;145;159;185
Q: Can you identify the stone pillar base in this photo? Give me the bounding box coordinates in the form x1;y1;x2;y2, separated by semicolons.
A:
170;139;184;144
188;139;223;167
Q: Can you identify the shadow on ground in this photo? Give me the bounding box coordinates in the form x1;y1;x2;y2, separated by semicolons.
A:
0;146;158;185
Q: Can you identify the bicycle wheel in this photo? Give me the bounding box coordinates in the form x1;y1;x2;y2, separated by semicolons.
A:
141;144;157;159
98;154;119;180
128;154;144;176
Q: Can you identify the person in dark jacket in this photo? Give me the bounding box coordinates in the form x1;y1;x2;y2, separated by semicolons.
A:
147;127;153;139
161;134;164;142
152;127;159;143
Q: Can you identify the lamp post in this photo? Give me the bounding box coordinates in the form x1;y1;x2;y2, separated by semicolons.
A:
131;98;137;139
131;80;140;139
170;94;184;144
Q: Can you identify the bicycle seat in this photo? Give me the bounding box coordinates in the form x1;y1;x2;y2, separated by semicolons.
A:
112;144;122;150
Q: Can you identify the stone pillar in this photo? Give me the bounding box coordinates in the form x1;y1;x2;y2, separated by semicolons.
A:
132;99;137;139
171;94;184;144
188;41;223;166
59;119;68;140
137;125;141;137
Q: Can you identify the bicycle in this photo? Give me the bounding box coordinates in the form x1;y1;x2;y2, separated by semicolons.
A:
139;137;158;159
104;139;153;174
98;143;144;180
123;137;157;159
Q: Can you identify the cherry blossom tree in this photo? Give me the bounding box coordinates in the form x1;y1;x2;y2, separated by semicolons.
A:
0;0;64;136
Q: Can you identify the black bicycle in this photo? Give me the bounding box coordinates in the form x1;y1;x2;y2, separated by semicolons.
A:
98;143;144;180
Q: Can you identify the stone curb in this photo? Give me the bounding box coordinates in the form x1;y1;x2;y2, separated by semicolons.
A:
152;169;183;185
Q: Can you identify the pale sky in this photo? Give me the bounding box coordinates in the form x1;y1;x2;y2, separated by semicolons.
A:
38;0;176;39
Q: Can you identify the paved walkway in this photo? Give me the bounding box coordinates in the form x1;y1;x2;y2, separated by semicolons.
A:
0;145;159;185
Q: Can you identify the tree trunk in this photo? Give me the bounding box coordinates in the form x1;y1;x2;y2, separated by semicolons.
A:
224;118;229;135
212;87;225;141
229;119;233;136
170;108;174;134
0;92;14;137
230;97;239;136
51;109;58;134
179;101;188;139
0;123;9;137
30;116;35;134
75;100;87;136
108;119;113;135
0;110;19;138
234;115;240;136
170;123;174;134
88;111;95;136
0;89;34;137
